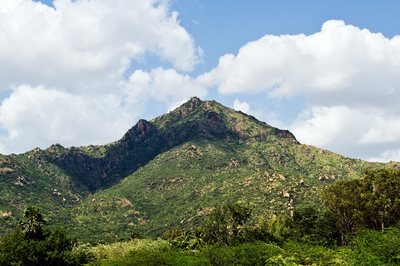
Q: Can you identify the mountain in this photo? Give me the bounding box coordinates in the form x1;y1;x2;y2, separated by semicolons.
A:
0;97;388;242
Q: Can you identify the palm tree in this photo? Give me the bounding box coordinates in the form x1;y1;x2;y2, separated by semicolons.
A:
21;206;45;240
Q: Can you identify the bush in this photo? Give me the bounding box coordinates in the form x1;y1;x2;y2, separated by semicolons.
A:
164;227;205;250
349;227;400;265
208;242;283;266
199;203;252;246
93;239;208;266
291;204;339;245
0;206;91;266
0;228;88;266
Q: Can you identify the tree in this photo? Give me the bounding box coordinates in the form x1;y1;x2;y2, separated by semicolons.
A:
361;168;400;230
0;206;90;266
322;168;400;244
21;205;46;240
291;204;339;245
321;179;365;244
200;203;252;245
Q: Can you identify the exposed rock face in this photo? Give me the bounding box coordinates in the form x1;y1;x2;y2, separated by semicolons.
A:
277;174;286;180
179;97;202;117
14;176;33;186
198;111;231;139
48;144;65;153
0;211;12;218
273;128;299;143
121;119;156;143
318;175;336;181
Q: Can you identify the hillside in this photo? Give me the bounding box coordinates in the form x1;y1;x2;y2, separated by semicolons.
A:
0;97;384;242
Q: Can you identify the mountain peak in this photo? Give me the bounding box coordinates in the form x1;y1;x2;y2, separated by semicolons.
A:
120;119;156;143
151;96;299;144
188;96;202;104
178;96;203;116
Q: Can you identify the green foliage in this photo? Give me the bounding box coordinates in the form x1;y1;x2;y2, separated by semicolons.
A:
200;203;252;245
90;239;368;266
90;239;170;262
361;168;400;230
264;214;293;243
322;168;400;244
291;204;339;245
86;222;400;266
89;239;209;266
322;179;367;244
21;205;46;240
0;227;88;266
203;242;283;266
348;227;400;265
164;227;205;250
0;206;91;266
164;203;282;250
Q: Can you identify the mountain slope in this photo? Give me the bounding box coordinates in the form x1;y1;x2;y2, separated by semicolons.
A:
0;97;386;242
66;98;380;242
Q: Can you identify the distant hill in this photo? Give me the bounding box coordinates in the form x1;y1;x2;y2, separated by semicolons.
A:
0;97;390;242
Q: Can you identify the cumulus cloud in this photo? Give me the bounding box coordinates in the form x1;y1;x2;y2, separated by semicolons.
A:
205;20;400;107
0;85;132;154
122;67;208;107
233;99;250;113
290;106;400;161
199;20;400;161
0;0;200;91
0;0;203;154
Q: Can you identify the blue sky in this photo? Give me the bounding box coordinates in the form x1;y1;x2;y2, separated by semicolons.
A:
0;0;399;162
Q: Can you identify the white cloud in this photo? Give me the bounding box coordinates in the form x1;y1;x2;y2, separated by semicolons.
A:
0;85;132;154
200;20;400;162
369;150;400;163
122;67;208;108
0;0;203;154
291;106;400;161
291;106;360;148
0;0;199;91
204;20;400;108
359;117;400;144
0;66;210;153
233;99;250;113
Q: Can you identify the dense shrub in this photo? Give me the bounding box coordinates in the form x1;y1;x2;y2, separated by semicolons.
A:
0;206;91;266
349;227;400;265
200;203;252;246
291;204;340;245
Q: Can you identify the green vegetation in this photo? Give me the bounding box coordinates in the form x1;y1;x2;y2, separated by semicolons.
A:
86;194;400;265
0;207;90;266
322;168;400;244
86;234;400;266
0;97;391;242
2;168;400;265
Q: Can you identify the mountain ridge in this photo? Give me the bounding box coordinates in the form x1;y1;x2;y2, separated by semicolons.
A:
43;96;301;192
0;97;390;242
